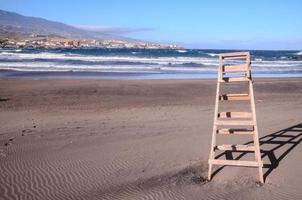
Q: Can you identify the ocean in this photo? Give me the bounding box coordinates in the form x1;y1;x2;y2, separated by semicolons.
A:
0;48;302;79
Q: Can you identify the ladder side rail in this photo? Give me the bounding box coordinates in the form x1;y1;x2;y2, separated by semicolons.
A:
218;55;223;81
208;56;223;181
249;80;264;184
247;52;251;78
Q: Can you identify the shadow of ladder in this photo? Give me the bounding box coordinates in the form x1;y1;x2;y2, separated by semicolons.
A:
208;51;264;184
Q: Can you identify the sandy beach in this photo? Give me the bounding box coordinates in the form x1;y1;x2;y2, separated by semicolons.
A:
0;78;301;200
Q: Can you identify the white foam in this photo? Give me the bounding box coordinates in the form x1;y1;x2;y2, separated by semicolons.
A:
176;50;187;53
0;61;217;73
0;52;218;65
1;60;300;74
207;53;219;57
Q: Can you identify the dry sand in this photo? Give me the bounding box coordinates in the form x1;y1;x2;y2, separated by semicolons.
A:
0;78;301;200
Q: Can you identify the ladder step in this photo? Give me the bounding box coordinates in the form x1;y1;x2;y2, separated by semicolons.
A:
223;64;248;72
223;56;249;60
219;93;250;101
217;128;254;135
220;77;250;82
218;112;252;119
215;120;254;126
214;144;255;151
209;159;263;167
220;52;249;59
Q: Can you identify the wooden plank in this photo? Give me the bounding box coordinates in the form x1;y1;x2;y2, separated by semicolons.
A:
248;80;264;183
208;79;221;181
209;159;262;167
222;71;246;75
215;144;255;151
220;77;250;82
221;52;249;58
215;120;254;126
219;93;250;101
223;64;248;72
223;56;249;60
218;112;252;119
217;128;254;135
221;51;249;57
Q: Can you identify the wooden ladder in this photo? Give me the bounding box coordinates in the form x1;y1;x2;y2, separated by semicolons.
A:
208;52;264;184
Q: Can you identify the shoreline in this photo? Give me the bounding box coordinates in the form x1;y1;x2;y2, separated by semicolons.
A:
1;69;302;80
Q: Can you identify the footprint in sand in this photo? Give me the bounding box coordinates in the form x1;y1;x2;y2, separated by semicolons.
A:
21;129;33;136
4;142;12;146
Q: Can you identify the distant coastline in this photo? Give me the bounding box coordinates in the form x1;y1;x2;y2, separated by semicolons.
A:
0;33;181;49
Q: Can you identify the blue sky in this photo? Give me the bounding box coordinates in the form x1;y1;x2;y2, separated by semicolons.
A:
1;0;301;50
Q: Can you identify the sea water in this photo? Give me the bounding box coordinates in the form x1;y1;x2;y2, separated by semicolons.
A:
0;48;301;79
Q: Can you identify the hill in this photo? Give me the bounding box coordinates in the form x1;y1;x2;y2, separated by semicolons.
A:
0;9;124;40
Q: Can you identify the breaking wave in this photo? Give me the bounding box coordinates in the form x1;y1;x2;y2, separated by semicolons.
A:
0;49;302;77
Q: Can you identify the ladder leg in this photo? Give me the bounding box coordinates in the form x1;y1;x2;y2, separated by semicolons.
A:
208;163;213;181
252;135;264;183
208;81;220;181
208;164;213;181
208;125;217;180
253;129;264;183
208;125;217;181
249;81;264;184
258;163;264;184
254;127;264;183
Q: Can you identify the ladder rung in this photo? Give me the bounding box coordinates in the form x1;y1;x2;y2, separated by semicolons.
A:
215;120;254;126
223;64;248;72
218;112;252;119
220;77;250;82
209;159;262;167
215;144;255;151
223;72;246;75
219;93;250;101
220;52;250;58
223;56;249;60
217;128;254;135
